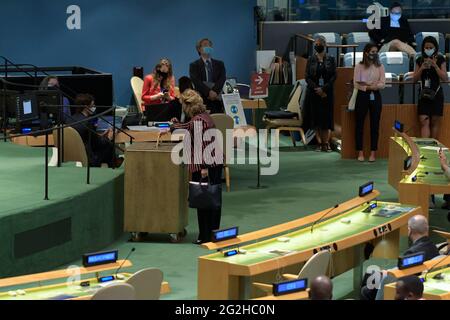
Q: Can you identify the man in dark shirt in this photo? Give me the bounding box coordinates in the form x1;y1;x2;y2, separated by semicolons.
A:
189;38;226;114
67;94;118;168
395;275;425;300
360;215;439;300
368;2;416;57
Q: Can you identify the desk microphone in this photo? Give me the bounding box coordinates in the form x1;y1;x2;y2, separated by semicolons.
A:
115;247;136;277
423;255;449;282
310;204;339;234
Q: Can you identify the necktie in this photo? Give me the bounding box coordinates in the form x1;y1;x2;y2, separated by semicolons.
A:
206;60;213;82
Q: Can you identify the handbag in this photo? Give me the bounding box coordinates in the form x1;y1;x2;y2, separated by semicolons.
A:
420;84;440;101
348;88;358;111
188;179;222;211
264;110;298;119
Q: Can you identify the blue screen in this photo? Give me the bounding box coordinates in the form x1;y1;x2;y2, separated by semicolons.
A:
370;203;377;210
225;250;238;257
402;254;424;267
87;252;117;264
215;228;238;241
362;184;373;195
277;279;307;294
99;276;115;283
395;121;402;131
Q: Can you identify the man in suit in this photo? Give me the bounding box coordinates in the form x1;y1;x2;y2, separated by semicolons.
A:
360;215;439;300
368;2;416;57
189;38;226;114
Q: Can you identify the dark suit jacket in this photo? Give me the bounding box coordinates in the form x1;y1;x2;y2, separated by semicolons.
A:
189;58;226;99
305;54;337;94
403;236;440;261
369;16;415;47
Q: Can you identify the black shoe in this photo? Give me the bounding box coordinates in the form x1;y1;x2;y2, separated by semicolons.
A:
192;240;204;245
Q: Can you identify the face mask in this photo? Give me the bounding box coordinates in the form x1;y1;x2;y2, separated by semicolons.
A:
315;45;325;53
89;107;96;114
202;46;214;56
390;13;402;21
368;53;378;61
158;70;168;77
424;48;435;57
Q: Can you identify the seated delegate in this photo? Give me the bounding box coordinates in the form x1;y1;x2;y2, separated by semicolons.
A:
368;2;416;57
39;75;71;121
141;58;176;111
68;93;122;168
360;215;439;300
309;276;333;301
395;276;425;300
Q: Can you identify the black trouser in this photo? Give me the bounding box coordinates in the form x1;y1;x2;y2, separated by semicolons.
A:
205;99;224;114
191;165;223;242
88;135;115;167
355;90;382;152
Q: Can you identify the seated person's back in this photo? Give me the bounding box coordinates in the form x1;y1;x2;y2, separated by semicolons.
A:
68;94;117;168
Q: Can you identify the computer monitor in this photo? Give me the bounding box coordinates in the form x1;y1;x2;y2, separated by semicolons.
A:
144;102;181;122
96;116;124;132
34;89;62;120
0;90;20;119
16;94;39;123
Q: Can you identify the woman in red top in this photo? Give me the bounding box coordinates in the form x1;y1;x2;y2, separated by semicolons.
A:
141;58;176;111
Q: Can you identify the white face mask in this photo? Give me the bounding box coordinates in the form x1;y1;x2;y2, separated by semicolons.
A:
89;107;96;114
424;48;435;57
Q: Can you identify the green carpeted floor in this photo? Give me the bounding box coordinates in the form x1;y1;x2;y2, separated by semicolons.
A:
0;142;123;217
57;138;449;300
5;139;449;300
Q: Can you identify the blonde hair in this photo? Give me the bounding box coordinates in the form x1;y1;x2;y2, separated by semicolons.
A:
180;89;207;118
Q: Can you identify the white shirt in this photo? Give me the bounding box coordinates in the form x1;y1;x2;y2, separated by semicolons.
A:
390;18;400;28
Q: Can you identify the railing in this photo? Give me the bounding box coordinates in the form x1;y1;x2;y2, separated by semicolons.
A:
0;56;133;200
345;79;450;105
291;33;358;67
0;105;134;200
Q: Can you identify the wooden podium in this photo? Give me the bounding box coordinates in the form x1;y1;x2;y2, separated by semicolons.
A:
124;142;189;242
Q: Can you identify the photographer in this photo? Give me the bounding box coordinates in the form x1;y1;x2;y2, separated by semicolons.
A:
141;58;176;111
413;36;448;139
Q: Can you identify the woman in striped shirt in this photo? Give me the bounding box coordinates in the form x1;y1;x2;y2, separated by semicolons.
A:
172;89;223;245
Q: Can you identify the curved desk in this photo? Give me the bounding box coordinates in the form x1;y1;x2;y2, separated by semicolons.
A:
198;192;421;300
388;132;450;217
0;261;171;300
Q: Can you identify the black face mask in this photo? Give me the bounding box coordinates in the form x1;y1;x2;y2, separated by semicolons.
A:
315;45;325;54
158;70;168;77
368;53;378;61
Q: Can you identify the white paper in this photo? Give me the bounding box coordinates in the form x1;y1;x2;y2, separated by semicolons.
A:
221;93;248;127
422;146;449;152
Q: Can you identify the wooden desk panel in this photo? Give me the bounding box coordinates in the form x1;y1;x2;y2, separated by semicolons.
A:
341;104;450;159
124;143;188;236
11;130;176;147
0;260;132;288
